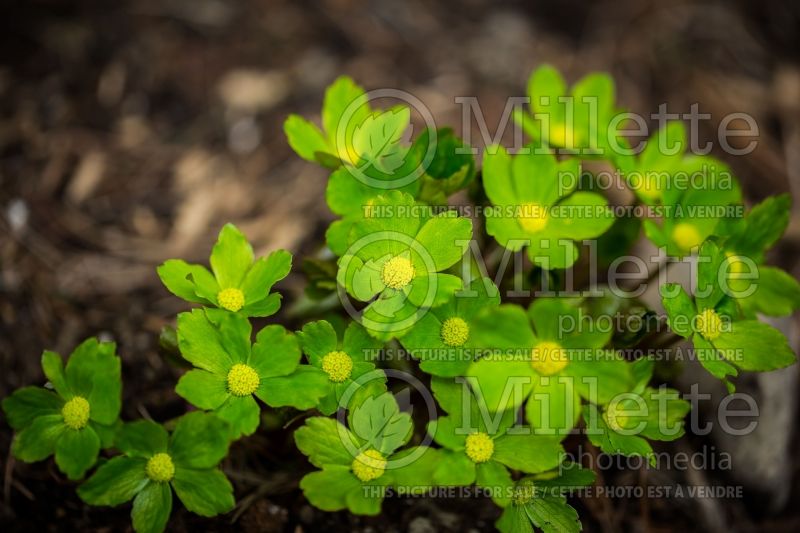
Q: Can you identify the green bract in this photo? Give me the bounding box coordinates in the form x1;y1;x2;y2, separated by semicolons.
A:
175;308;328;438
496;465;596;533
336;190;472;339
482;146;614;269
513;64;623;159
661;241;796;391
642;156;742;257
295;393;438;515
78;413;233;533
2;338;121;480
158;223;291;317
466;299;633;433
297;320;387;414
400;277;501;376
427;378;564;507
715;194;800;317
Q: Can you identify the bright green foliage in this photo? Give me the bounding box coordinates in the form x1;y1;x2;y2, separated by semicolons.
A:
427;378;564;507
337;191;472;339
584;382;690;466
78;413;234;533
496;465;596;533
400;277;501;376
642;156;742;257
415;127;477;204
175;308;328;438
482;146;614;269
715;194;800;317
466;299;633;434
158;223;291;317
514;65;623;159
2;339;121;480
661;241;796;391
297;320;387;414
294;394;438;515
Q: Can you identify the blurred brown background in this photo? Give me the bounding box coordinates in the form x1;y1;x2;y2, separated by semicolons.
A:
1;0;799;531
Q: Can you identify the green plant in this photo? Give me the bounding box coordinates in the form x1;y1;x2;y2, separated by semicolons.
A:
3;65;798;533
2;339;121;479
78;413;234;533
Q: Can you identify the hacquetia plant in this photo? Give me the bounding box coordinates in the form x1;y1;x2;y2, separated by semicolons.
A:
4;65;799;533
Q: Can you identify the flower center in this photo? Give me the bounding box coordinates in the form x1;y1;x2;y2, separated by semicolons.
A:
512;480;535;506
530;341;568;376
321;351;353;383
440;317;470;347
351;449;386;482
725;251;747;275
227;363;260;396
61;396;90;430
464;432;494;463
381;256;415;289
695;308;724;341
603;403;630;432
518;203;548;233
217;287;245;312
671;223;702;252
548;123;569;147
145;453;175;483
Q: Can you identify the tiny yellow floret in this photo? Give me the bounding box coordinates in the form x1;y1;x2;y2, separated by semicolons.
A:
351;449;386;482
146;453;175;482
603;403;630;432
548;123;570;147
671;223;702;252
227;363;260;396
512;480;535;505
62;396;90;430
441;317;470;347
321;350;353;383
217;287;245;312
530;341;568;376
518;203;549;234
464;432;494;463
381;256;415;289
695;308;724;341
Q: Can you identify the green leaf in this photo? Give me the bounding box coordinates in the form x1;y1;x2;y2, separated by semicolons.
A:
432;449;476;485
176;310;234;375
725;194;791;258
250;324;301;378
131;480;172;533
284;114;330;163
660;283;695;338
300;466;361;512
352;107;410;173
714;320;796;371
240;250;292;306
256;365;329;409
12;414;65;462
496;504;534;533
323;76;369;153
525;374;581;436
175;370;229;410
349;392;413;455
65;338;113;398
78;456;148;505
476;460;514;507
742;266;800;317
696;240;725;311
172;467;234;517
169;412;230;469
41;350;71;398
2;386;62;430
210;223;254;289
87;347;122;425
213;395;260;439
389;446;440;488
298;320;339;365
156;260;215;304
528;494;582;533
117;420;169;458
55;427;101;480
492;434;563;474
412;213;472;272
345;481;385;515
294;417;358;468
